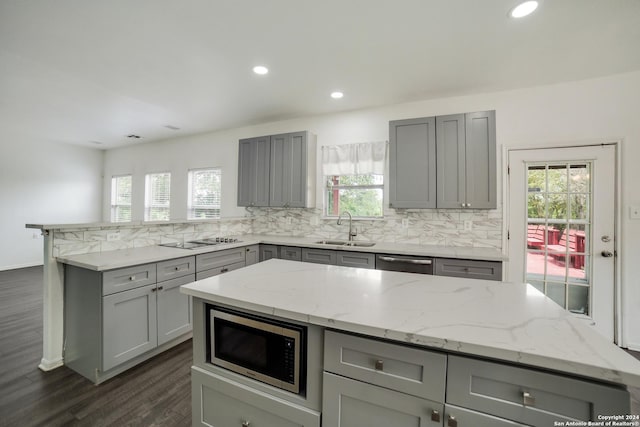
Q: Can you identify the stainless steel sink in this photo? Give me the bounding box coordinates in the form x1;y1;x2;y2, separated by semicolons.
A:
314;240;375;247
159;242;209;249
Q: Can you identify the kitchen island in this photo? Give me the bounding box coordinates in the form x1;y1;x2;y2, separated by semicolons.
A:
182;259;640;426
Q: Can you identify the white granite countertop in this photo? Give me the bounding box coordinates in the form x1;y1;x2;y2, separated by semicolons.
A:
181;259;640;388
56;233;505;271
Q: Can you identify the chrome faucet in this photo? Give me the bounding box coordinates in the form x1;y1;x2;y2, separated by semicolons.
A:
337;211;357;241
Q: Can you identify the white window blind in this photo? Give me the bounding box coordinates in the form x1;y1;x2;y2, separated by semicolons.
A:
188;168;221;219
145;172;171;221
111;175;132;222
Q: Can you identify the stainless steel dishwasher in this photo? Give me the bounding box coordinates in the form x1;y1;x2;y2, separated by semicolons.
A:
375;254;434;274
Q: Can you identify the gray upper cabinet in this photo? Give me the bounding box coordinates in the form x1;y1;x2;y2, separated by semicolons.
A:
437;110;496;209
237;135;271;207
238;131;316;208
389;117;437;209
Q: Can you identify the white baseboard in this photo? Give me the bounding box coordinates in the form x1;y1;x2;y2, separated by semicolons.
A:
39;357;64;371
0;262;43;272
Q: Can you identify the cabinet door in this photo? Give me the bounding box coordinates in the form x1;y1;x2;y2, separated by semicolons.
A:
389;117;437;209
192;367;320;427
464;110;496;209
157;274;194;346
323;372;443;427
436;113;466;209
245;245;259;266
270;132;308;207
301;248;337;265
280;246;302;261
260;244;279;262
336;251;375;269
444;404;530;427
103;284;157;371
238;136;271;207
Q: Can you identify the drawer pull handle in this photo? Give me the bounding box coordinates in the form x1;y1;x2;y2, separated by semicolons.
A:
241;421;250;427
151;288;156;292
221;268;229;273
374;359;384;371
157;286;163;291
430;409;441;422
523;391;535;406
447;415;458;427
129;276;136;281
174;266;180;271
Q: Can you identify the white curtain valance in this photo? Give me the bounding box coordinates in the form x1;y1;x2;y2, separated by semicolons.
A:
321;141;387;176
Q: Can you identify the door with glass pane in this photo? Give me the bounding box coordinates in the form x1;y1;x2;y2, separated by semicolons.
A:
508;145;616;342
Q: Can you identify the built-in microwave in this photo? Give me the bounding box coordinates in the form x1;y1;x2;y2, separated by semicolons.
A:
207;305;306;394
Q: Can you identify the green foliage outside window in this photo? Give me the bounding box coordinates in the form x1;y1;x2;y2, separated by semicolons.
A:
326;174;383;218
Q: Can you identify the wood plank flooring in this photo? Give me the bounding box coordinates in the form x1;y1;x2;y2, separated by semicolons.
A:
0;266;191;427
0;266;638;426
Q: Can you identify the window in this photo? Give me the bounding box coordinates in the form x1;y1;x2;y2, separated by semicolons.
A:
188;168;221;219
110;175;132;222
145;172;171;221
325;174;384;217
321;141;386;218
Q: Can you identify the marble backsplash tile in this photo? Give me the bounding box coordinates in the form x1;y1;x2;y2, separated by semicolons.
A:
51;208;502;257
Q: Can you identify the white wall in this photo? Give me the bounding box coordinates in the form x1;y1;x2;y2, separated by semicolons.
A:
0;134;104;270
103;70;640;349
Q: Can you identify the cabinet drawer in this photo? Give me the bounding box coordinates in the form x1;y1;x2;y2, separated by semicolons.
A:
196;248;246;272
280;246;302;261
444;404;529;427
301;248;336;265
102;263;156;296
260;244;279;261
323;372;443;427
324;330;446;402
156;256;195;282
195;261;245;280
336;251;375;269
447;356;630;426
192;367;320;427
434;258;502;281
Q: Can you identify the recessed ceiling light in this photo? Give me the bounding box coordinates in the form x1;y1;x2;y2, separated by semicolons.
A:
331;91;344;99
253;65;269;75
126;134;142;139
509;1;539;18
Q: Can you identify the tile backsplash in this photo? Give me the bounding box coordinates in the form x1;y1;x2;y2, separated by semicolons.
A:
51;208;502;257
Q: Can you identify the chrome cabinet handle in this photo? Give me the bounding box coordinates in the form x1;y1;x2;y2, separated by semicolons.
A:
157;286;163;291
129;276;136;281
221;267;229;273
430;409;441;422
374;359;384;371
447;415;458;427
174;266;180;271
378;256;432;265
523;391;535;406
241;421;250;427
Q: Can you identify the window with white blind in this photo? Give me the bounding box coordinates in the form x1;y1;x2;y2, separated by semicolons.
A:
144;172;171;221
110;175;132;222
188;168;221;219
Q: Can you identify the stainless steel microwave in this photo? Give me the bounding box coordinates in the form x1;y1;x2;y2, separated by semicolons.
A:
208;305;306;394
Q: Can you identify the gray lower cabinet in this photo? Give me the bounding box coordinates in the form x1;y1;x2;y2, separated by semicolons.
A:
323;372;443;427
196;248;246;280
280;246;302;261
446;356;630;427
434;258;502;281
260;244;279;261
192;366;320;427
64;256;195;384
244;244;259;266
336;251;375;269
301;248;337;265
436;111;496;209
444;404;529;427
389;117;437;209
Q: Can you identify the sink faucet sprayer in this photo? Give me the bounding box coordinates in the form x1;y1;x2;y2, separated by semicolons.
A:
337;211;357;241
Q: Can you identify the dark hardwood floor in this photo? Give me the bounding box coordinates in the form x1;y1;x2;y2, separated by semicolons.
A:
0;266;638;426
0;266;192;427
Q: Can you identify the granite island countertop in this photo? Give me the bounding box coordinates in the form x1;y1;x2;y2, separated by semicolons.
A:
181;259;640;389
56;233;505;271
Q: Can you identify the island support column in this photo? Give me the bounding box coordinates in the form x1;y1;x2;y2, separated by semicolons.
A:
39;230;64;371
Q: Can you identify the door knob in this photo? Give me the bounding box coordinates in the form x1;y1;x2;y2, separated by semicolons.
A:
601;251;614;257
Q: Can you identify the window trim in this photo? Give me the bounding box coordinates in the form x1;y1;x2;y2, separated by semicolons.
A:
187;167;222;220
110;174;132;223
144;171;171;222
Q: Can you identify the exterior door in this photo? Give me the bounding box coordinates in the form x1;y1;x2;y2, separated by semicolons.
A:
507;145;617;342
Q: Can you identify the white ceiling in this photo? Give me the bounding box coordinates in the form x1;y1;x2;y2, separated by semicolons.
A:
1;0;639;149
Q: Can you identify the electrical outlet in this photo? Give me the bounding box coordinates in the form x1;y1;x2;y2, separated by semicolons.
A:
107;231;121;241
630;206;640;220
464;220;473;231
402;218;409;228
